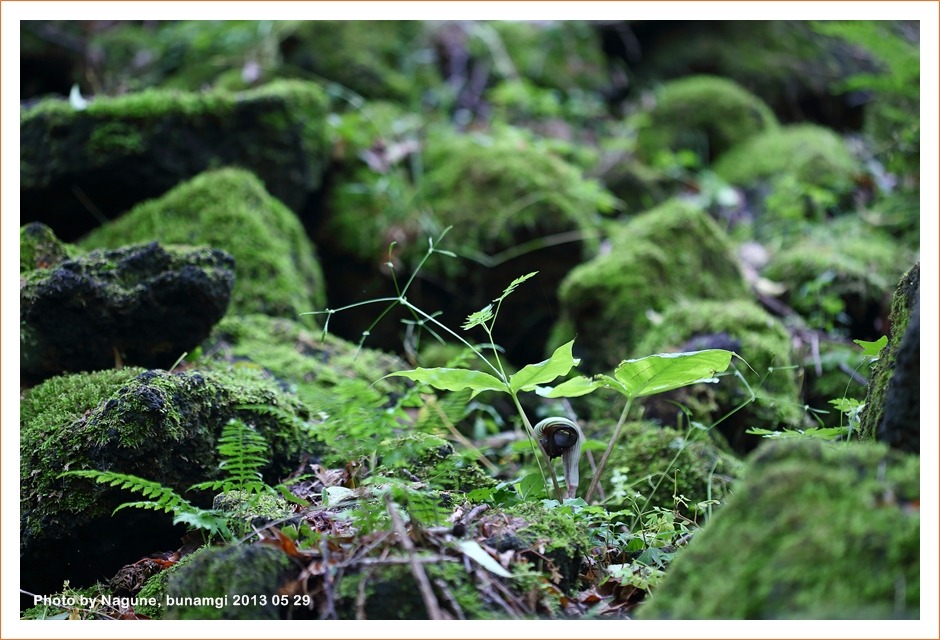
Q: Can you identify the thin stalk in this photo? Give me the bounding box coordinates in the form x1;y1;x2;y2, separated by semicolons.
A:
510;393;564;501
585;396;633;504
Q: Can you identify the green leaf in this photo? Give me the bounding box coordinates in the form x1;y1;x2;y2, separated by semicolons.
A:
509;339;580;393
854;335;888;358
384;367;507;397
456;540;513;578
462;304;494;330
537;373;626;398
613;349;733;398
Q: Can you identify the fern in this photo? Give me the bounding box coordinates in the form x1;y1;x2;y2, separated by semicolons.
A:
191;419;269;495
61;469;193;516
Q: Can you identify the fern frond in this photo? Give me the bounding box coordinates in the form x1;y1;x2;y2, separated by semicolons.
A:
60;469;193;516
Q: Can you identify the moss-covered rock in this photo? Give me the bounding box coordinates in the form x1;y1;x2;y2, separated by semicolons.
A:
713;124;860;228
556;199;748;371
21;240;234;379
761;218;911;339
322;123;616;364
637;439;919;619
377;432;496;494
592;420;742;516
20;221;79;273
81;168;325;319
634;75;778;165
165;544;295;619
21;80;330;240
859;263;919;452
20;366;313;599
633;299;803;451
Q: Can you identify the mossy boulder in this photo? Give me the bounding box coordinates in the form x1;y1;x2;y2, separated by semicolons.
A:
859;263;919;453
21;80;330;240
633;299;803;451
21;240;234;379
20;366;314;599
81;168;325;319
20;221;79;273
761;218;910;339
637;439;919;619
165;544;295;620
556;199;748;371
713;124;860;228
634;75;778;165
322;124;615;365
592;420;742;516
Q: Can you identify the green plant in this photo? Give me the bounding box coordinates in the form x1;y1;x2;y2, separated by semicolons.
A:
59;417;303;541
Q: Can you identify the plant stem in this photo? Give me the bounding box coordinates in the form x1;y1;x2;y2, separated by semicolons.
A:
585;396;633;504
510;393;564;501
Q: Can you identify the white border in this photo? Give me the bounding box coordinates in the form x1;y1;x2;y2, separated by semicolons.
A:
3;3;938;639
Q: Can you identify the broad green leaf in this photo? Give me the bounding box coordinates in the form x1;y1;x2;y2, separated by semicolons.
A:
613;349;733;398
384;367;506;396
854;335;888;358
494;271;539;304
510;340;580;393
537;375;603;398
456;540;513;578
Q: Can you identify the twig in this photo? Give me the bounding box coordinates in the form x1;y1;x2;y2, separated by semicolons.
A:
319;537;337;620
433;577;466;620
385;494;444;620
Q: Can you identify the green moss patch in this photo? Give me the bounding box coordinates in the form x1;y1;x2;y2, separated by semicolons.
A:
80;168;325;319
635;75;778;165
637;439;919;619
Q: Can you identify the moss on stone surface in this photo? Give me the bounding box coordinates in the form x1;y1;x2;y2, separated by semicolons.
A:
377;432;496;494
633;298;803;449
858;263;919;443
81;168;324;319
21;366;313;550
165;544;294;619
134;548;205;619
634;75;778;165
713;124;859;193
762;218;911;339
20;222;79;273
22;80;330;241
557;199;748;371
593;420;743;516
637;439;919;619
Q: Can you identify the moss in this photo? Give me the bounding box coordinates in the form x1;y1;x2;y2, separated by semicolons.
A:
634;75;778;165
165;544;294;619
762;218;911;338
637;439;920;619
22;80;330;241
21;366;313;549
377;432;496;494
557;199;748;371
713;124;859;194
213;490;294;538
594;420;743;516
633;298;803;450
20;222;80;273
858;263;919;442
80;168;324;319
135;548;205;619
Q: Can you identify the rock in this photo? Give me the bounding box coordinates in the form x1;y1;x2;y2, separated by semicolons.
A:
20;367;314;601
165;545;294;620
637;439;919;619
761;218;911;340
21;80;329;241
80;168;325;319
859;263;920;453
555;198;748;371
632;299;802;452
19;221;77;273
21;240;234;379
634;75;778;165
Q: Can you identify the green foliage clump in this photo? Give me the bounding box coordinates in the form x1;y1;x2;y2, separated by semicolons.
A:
557;199;747;371
637;439;919;619
634;75;778;165
81;168;325;319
